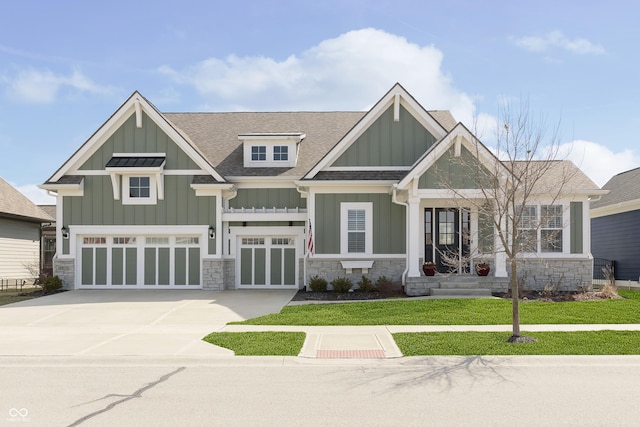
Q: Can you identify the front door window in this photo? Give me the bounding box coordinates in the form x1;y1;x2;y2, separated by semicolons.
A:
425;208;471;273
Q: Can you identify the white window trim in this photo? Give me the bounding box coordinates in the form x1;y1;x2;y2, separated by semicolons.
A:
122;174;158;205
517;202;566;254
340;202;373;255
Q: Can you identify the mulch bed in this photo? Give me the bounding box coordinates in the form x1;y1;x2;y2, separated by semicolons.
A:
293;287;621;302
292;284;405;301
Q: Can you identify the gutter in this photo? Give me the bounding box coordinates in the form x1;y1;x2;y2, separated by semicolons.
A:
391;184;409;288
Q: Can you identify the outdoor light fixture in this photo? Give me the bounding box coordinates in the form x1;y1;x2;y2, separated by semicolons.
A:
61;226;69;239
208;225;215;239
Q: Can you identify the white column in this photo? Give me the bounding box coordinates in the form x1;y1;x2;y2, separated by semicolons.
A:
494;211;508;277
407;196;421;278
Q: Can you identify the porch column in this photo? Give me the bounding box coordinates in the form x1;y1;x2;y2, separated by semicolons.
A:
407;196;421;278
494;212;508;278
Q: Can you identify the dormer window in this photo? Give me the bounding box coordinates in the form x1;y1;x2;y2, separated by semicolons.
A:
274;146;288;161
239;133;305;168
251;146;267;161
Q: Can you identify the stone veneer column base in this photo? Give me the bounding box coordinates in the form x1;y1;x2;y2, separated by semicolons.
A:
53;258;75;290
202;259;236;291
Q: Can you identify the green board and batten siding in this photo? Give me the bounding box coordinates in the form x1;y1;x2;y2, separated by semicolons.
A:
332;105;437;167
570;201;583;254
314;193;405;254
419;145;492;189
79;113;199;171
63;111;216;256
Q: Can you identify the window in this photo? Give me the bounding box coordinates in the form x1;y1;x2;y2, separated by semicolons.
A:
122;175;157;205
273;146;288;161
340;203;373;254
129;177;150;198
517;205;537;252
146;237;169;245
83;237;106;245
251;146;266;161
176;237;199;245
242;237;265;245
113;237;136;245
541;205;563;252
516;204;564;253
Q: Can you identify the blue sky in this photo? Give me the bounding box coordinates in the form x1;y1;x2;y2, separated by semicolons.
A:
1;0;639;204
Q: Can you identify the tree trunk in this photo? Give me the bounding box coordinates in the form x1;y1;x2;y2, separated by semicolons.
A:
510;259;520;338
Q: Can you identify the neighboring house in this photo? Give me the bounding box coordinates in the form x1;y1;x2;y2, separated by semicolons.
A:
591;167;640;283
0;177;53;282
39;83;602;294
38;204;57;275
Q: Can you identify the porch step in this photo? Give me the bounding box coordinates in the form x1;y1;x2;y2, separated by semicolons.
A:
438;279;481;289
430;288;493;298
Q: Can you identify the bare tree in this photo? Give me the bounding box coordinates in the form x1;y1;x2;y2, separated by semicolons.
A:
440;100;576;342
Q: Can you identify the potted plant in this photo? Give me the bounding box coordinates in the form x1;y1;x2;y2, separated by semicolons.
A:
422;261;437;276
475;261;491;276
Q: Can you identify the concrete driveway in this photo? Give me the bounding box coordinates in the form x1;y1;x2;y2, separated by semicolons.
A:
0;290;295;356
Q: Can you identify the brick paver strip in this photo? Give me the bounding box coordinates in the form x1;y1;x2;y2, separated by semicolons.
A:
316;350;386;358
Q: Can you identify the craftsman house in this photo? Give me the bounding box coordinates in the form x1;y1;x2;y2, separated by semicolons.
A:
40;83;602;294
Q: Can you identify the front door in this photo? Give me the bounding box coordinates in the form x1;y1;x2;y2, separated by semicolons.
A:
425;208;470;273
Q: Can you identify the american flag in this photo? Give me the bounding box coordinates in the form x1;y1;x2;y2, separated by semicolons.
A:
307;219;314;254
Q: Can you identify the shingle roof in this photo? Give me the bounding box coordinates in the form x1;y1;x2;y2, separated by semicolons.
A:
164;110;458;179
591;167;640;209
511;160;601;193
164;112;365;178
38;205;57;221
0;177;53;222
312;171;409;181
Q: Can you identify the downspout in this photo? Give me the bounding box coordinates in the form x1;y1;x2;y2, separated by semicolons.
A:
391;184;409;288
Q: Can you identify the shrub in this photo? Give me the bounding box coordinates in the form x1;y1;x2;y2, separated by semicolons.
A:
375;276;394;295
357;275;376;292
308;275;327;292
41;275;63;294
331;277;353;293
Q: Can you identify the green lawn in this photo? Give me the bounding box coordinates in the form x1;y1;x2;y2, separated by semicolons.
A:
394;331;640;355
233;290;640;326
202;331;306;356
0;288;41;306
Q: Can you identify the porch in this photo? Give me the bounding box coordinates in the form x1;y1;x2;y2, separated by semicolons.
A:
405;273;510;297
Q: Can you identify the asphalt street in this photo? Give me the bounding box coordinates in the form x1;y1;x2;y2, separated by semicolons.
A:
2;355;640;426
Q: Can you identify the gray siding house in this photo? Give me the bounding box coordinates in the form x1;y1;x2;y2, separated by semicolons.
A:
591;167;640;282
0;177;53;282
40;84;602;294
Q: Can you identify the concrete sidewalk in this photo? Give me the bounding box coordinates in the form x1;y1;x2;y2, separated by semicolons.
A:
219;324;640;359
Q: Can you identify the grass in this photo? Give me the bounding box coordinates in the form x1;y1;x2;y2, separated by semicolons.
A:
0;288;41;306
233;290;640;326
202;332;306;356
394;331;640;355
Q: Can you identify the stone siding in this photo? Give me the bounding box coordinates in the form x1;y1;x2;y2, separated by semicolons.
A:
305;258;405;289
53;258;75;290
222;259;235;290
515;258;593;292
202;259;225;290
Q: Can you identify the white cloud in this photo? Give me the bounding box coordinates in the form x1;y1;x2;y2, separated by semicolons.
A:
159;28;479;123
5;68;114;104
557;140;640;186
513;31;605;55
14;184;56;205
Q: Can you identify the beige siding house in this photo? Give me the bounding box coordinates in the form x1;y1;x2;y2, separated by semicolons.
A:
0;177;53;282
